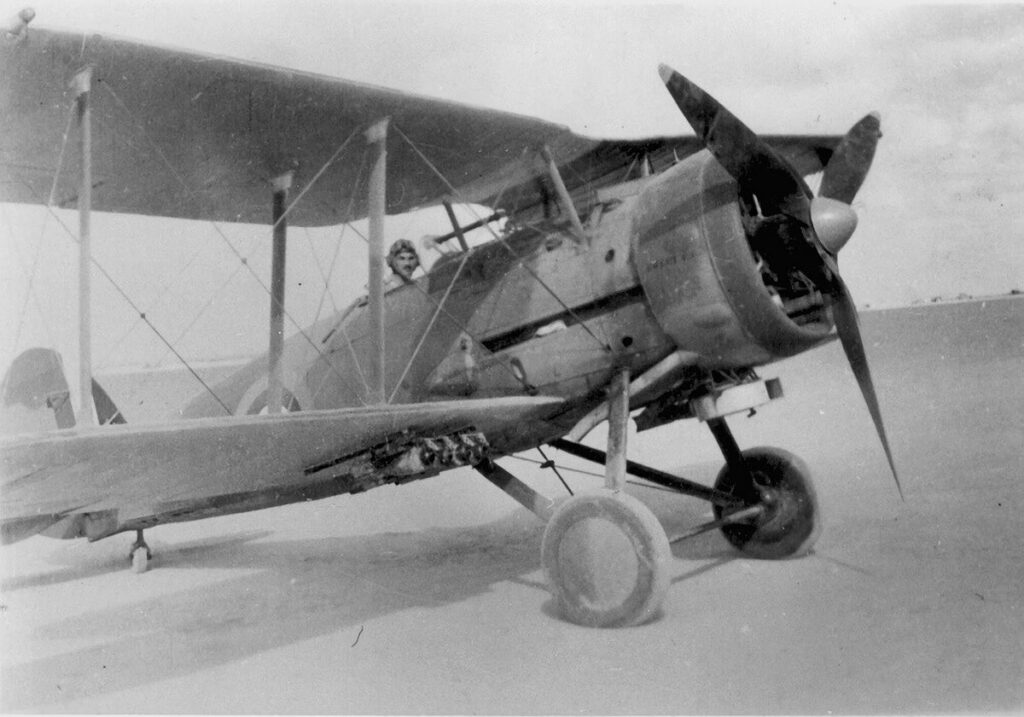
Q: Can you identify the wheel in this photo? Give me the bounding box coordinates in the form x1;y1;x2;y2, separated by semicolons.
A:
130;545;151;573
541;489;670;627
713;446;821;559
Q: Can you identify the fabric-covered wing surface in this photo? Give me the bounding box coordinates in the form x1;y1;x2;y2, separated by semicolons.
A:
1;26;842;227
503;134;843;224
0;26;590;226
0;396;561;533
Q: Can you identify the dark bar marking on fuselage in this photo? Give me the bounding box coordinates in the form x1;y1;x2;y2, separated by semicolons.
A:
481;285;646;353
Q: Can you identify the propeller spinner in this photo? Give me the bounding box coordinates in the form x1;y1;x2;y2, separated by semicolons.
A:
658;64;901;498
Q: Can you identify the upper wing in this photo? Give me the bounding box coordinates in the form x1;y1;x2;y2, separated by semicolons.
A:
0;26;589;226
0;395;561;536
1;26;841;227
493;133;842;224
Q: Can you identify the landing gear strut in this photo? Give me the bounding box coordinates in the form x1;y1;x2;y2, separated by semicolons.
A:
479;374;820;627
711;445;821;559
128;529;152;573
479;368;672;627
554;417;822;560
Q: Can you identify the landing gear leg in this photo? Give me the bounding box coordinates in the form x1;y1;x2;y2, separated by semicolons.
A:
128;529;152;573
707;417;754;488
706;418;821;559
541;368;671;627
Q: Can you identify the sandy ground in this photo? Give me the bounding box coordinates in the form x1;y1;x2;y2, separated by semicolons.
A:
1;297;1022;714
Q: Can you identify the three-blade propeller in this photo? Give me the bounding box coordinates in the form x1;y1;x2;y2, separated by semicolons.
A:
658;64;901;498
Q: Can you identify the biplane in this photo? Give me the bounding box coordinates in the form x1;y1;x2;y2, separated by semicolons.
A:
0;8;898;627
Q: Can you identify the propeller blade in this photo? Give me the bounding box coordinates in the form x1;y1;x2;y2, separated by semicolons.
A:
828;268;904;499
819;112;881;204
658;64;896;496
658;64;810;220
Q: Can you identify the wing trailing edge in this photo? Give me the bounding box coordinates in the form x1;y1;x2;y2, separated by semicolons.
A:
1;395;563;541
1;24;844;227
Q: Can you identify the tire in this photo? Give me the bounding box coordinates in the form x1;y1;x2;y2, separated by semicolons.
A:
541;489;670;627
713;446;821;559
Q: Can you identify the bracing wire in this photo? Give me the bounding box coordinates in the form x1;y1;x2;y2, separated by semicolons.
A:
153;258;249;368
392;125;611;354
334;218;537;395
305;166;372;403
96;238;217;370
303;154;374;407
98;82;370;406
303;227;339;320
536;445;574;496
76;79;604;412
311;149;369;327
23;203;234;415
386;246;475;403
8;101;79;363
507;453;683;495
3;208;58;364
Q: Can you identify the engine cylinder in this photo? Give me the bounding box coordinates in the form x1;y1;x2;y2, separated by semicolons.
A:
631;153;832;366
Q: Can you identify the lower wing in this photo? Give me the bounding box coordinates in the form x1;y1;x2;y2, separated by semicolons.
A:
1;396;562;543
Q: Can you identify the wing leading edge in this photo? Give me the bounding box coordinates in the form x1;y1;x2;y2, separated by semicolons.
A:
0;395;562;542
1;25;842;227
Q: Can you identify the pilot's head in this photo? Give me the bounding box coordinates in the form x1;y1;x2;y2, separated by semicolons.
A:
387;239;420;280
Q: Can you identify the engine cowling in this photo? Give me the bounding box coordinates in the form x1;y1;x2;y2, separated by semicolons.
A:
631;153;833;368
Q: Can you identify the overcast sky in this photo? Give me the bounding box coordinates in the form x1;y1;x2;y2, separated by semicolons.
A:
2;1;1022;370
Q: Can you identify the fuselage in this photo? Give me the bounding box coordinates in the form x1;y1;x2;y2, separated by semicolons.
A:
183;151;835;455
10;147;842;544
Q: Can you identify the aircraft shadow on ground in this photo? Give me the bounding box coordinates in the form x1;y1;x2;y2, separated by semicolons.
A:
1;531;275;591
3;486;744;710
2;511;550;710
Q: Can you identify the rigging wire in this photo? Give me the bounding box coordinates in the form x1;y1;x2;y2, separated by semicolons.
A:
308;312;372;405
153;258;249;368
536;445;574;496
329;218;537;395
20;202;235;415
304;176;373;405
303;227;340;321
311;149;369;327
96;236;218;370
98;83;370;408
392;125;611;354
271;125;363;232
299;120;533;398
8;102;79;364
201;214;370;407
73;80;600;410
487;146;532;215
3;208;58;364
507;453;683;495
305;149;376;406
386;245;475;403
20;81;343;412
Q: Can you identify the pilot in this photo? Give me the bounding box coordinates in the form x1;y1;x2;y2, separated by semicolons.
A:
385;238;421;289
